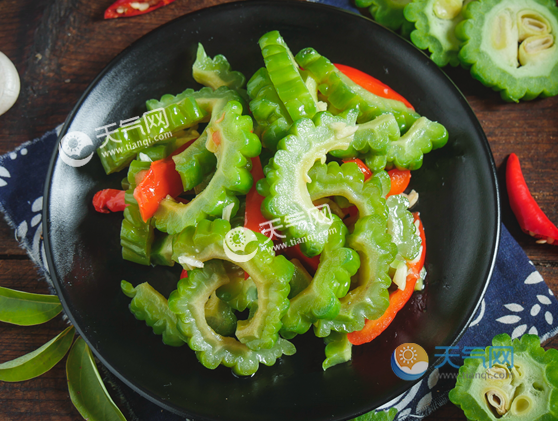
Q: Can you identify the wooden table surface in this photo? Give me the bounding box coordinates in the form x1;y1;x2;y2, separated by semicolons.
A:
0;0;556;420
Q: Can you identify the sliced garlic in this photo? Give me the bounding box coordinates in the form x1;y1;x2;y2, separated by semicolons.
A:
393;261;408;291
221;202;235;221
317;101;328;112
518;10;551;42
403;189;419;209
433;0;464;20
178;255;205;270
519;34;555;66
0;51;20;117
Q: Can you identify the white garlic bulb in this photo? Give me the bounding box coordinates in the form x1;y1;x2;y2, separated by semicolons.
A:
0;52;20;116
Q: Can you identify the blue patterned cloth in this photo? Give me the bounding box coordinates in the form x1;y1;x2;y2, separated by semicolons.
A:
0;135;557;416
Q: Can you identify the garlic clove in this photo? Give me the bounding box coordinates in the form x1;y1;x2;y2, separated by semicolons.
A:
0;52;20;116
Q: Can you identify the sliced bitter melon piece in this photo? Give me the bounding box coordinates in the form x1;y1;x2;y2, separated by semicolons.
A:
280;216;360;339
259;31;318;122
121;281;184;347
322;331;352;371
168;260;295;376
247;67;293;151
307;161;387;220
314;214;397;337
171;219;294;351
456;0;558;101
404;0;474;67
295;47;420;133
154;100;261;235
192;43;246;91
259;109;359;257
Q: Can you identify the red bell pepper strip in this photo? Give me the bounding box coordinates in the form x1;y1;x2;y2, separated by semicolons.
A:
92;189;128;213
348;212;426;345
387;169;411;197
281;243;321;274
245;157;274;239
180;269;188;279
104;0;176;19
506;153;558;245
334;63;415;110
343;158;372;181
134;156;184;222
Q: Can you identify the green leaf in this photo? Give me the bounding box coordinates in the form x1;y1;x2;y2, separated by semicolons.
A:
0;325;74;382
0;286;63;325
66;337;127;421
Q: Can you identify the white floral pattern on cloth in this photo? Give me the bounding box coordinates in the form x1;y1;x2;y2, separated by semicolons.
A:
0;130;58;284
497;275;555;339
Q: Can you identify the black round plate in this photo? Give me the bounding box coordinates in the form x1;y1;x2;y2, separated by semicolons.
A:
44;1;499;420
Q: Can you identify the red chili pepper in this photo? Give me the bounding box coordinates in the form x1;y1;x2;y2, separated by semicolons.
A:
92;189;128;213
334;64;414;110
343;158;372;181
387;169;411;197
134;156;184;222
506;153;558;245
104;0;176;19
348;213;426;345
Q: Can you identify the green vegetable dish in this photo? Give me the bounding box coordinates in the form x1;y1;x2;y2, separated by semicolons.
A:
94;31;449;376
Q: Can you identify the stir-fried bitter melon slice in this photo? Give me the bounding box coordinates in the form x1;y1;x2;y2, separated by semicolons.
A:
247;67;293;151
314;214;397;337
322;331;352;371
280;216;360;339
258;109;359;257
168;260;295;376
148;86;246;192
171;219;294;351
154;101;261;235
259;31;318;122
121;281;184;347
307;161;387;220
386;194;421;261
192;43;246;91
295;47;420;133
